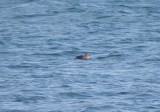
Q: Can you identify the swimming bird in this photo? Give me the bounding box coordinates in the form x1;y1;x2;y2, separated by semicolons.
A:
75;53;90;60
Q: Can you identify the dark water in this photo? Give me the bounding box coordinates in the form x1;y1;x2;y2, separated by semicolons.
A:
0;0;160;112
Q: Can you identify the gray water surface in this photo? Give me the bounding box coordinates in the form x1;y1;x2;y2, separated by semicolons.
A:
0;0;160;112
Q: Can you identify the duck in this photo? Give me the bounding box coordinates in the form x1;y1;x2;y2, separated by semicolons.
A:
75;53;90;60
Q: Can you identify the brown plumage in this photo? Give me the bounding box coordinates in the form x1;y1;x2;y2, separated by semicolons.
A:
75;53;90;60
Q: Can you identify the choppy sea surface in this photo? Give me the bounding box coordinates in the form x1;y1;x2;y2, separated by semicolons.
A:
0;0;160;112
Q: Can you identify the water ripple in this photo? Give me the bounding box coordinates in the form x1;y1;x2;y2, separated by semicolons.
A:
0;0;160;112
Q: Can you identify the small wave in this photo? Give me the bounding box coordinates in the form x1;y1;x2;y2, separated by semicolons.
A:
15;95;46;103
14;13;52;19
31;74;53;78
59;92;91;99
84;105;114;112
96;55;108;60
118;4;133;9
32;53;60;56
48;110;63;112
96;15;112;19
107;52;125;58
2;109;28;112
117;91;130;95
0;41;5;45
148;37;160;42
137;93;153;97
132;45;147;52
144;57;160;62
118;38;134;44
0;0;35;5
7;63;47;69
66;7;85;13
60;84;71;88
7;65;31;69
97;52;126;60
145;105;159;110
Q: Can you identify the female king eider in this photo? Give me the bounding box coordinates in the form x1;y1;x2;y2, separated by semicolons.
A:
75;53;90;60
